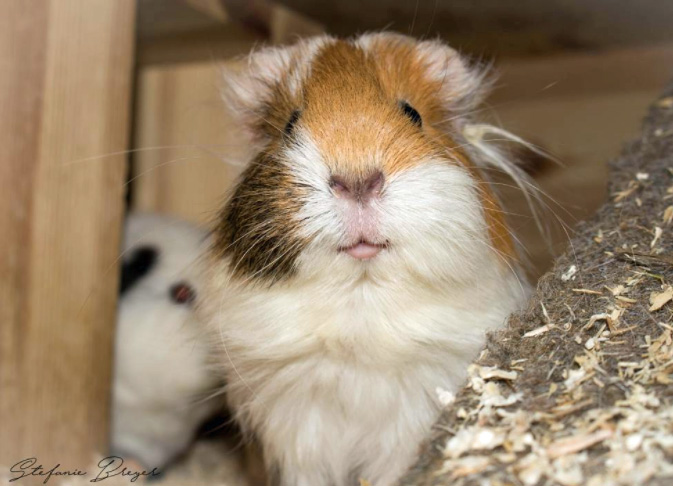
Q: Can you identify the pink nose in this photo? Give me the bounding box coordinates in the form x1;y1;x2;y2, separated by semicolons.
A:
330;171;384;203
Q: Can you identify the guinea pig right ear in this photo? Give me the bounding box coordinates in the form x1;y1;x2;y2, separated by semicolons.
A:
415;39;493;117
221;45;299;143
221;37;330;143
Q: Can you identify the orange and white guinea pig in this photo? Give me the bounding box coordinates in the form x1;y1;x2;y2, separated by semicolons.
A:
199;33;530;486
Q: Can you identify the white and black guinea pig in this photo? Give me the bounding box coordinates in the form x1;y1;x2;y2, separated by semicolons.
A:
111;213;221;470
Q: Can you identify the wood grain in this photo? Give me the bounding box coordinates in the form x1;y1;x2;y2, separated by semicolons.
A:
132;60;248;225
0;0;135;473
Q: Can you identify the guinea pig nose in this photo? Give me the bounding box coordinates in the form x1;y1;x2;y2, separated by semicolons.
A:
329;175;351;197
363;171;384;198
330;171;384;202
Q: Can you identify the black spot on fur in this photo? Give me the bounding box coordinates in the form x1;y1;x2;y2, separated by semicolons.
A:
213;151;308;284
284;110;301;137
120;246;158;294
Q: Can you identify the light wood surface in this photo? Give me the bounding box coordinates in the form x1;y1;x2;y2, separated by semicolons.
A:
132;60;249;226
0;0;136;472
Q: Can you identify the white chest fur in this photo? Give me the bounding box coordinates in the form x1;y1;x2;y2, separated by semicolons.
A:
201;259;526;486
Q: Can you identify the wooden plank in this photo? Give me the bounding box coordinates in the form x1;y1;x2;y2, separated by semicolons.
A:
136;1;323;66
138;0;228;39
0;0;135;471
185;0;229;21
270;3;324;43
137;0;260;66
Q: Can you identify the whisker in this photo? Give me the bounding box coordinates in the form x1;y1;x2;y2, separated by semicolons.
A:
62;143;249;167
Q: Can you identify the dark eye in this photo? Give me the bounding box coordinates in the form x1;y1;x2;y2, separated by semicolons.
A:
284;110;301;136
399;101;422;127
169;282;196;305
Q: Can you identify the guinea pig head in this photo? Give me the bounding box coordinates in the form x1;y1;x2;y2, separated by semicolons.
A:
214;33;516;286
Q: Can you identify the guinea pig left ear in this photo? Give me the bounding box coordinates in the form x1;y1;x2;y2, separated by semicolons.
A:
221;45;298;141
221;37;329;142
415;40;492;114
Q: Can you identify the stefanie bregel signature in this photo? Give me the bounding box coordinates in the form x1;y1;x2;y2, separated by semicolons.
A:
8;457;160;483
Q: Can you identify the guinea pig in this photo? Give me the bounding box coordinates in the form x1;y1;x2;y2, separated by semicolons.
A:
199;33;531;486
111;213;222;470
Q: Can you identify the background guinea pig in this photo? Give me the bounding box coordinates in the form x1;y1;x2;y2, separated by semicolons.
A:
111;212;222;470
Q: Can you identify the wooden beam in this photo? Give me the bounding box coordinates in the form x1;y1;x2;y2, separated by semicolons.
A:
138;0;229;40
0;0;135;470
185;0;229;21
277;0;673;58
136;24;260;66
137;0;324;66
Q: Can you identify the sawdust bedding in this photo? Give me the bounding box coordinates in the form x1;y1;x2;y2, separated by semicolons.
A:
400;91;673;485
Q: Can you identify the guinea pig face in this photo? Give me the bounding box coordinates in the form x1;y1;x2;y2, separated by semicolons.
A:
215;33;515;286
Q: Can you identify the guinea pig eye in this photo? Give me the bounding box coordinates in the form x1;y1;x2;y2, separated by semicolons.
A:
284;110;301;137
399;101;422;127
169;282;196;305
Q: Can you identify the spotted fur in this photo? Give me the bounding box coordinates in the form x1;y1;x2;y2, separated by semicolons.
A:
213;148;310;283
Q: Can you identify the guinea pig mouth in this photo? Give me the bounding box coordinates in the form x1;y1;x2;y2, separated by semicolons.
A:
338;240;388;260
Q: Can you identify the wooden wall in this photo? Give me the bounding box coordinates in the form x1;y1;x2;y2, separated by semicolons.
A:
0;0;135;470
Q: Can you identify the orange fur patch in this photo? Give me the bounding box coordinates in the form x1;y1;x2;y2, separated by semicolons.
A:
301;42;444;179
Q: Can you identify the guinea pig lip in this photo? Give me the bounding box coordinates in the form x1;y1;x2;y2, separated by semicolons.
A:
338;240;388;260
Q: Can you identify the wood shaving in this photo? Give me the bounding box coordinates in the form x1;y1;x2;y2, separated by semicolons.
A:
572;288;602;295
648;285;673;311
650;226;663;248
663;206;673;224
546;429;613;459
477;366;518;381
561;265;578;281
524;324;553;338
436;387;456;407
613;180;639;202
656;96;673;108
